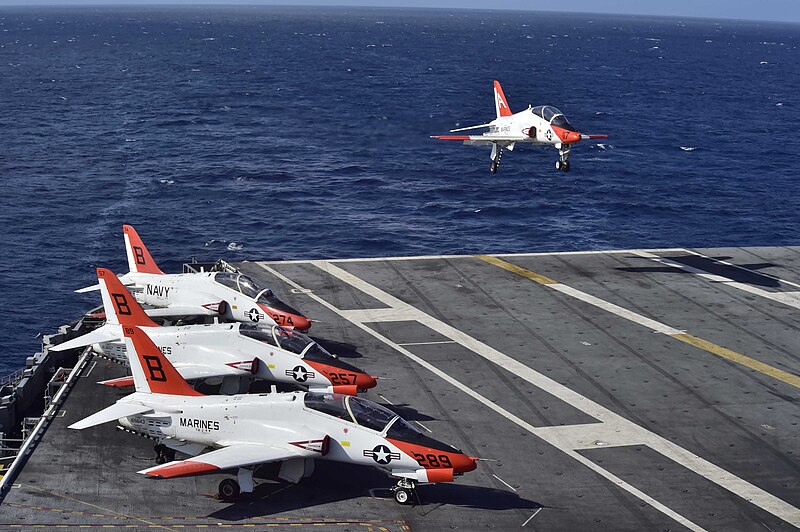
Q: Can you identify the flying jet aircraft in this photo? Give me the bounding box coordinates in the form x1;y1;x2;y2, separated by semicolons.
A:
57;268;376;395
77;225;311;331
432;80;608;173
69;326;478;504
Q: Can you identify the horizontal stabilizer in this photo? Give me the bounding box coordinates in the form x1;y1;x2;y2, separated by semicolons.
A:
75;283;100;294
98;376;135;388
69;401;152;430
50;324;122;352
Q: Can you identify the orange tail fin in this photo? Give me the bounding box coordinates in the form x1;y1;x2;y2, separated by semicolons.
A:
493;80;513;118
123;225;164;274
97;268;158;327
122;326;202;396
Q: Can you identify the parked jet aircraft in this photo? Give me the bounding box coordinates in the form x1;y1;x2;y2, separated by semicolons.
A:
77;225;311;331
58;268;375;395
432;80;608;173
69;326;478;504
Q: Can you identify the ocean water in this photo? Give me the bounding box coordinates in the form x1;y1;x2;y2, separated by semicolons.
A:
0;6;798;373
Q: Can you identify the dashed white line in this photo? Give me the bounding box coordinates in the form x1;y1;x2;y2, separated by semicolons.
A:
522;507;542;527
397;340;457;347
377;394;395;406
492;473;517;492
414;420;432;433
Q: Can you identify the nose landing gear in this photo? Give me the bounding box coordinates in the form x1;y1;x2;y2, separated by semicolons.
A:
392;478;417;505
556;144;571;172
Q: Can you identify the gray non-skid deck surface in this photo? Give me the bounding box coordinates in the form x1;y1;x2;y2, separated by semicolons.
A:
2;247;799;531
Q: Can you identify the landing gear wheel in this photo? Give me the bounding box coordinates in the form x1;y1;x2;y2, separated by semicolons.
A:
562;160;570;172
555;160;562;171
219;478;241;501
394;487;412;505
490;160;499;174
154;444;167;464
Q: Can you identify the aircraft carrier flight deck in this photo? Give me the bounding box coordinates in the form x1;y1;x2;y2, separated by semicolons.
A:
1;247;799;531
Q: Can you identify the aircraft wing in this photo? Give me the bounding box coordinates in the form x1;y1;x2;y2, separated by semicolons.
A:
172;363;245;380
50;324;122;352
138;442;318;479
69;401;153;430
432;135;524;144
144;306;218;317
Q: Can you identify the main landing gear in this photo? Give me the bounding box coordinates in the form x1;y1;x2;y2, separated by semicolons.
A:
218;468;255;502
391;478;417;505
555;144;571;172
490;144;503;174
153;444;175;464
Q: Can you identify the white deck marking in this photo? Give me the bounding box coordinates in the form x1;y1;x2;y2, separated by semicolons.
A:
397;340;457;347
522;508;542;527
414;420;433;433
685;249;800;290
633;250;800;310
259;261;800;528
492;473;517;492
377;394;395;406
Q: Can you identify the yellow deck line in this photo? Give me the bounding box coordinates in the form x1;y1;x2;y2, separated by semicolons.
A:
477;255;800;390
476;254;558;284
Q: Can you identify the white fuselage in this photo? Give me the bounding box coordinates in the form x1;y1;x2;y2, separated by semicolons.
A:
118;392;422;474
96;323;363;392
125;271;280;326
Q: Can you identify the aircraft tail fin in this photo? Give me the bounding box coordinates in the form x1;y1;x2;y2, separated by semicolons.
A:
97;268;158;327
122;326;202;396
493;80;512;118
123;225;163;275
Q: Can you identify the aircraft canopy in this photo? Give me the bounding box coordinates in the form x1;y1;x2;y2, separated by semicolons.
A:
531;105;576;131
304;394;398;432
214;272;302;314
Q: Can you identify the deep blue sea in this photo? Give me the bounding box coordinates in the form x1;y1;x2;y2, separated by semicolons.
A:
0;6;798;373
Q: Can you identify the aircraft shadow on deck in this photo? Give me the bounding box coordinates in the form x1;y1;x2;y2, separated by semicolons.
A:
311;338;365;359
618;255;780;288
208;462;540;520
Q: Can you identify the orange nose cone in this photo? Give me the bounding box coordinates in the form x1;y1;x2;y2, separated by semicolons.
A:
566;131;582;143
258;305;312;332
451;453;478;473
356;374;378;390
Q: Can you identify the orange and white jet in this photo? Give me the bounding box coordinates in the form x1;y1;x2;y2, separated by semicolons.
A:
77;225;312;331
433;80;607;173
69;326;478;504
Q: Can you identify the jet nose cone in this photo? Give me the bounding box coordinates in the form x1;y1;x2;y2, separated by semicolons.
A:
357;374;378;390
452;454;478;473
291;314;312;333
566;131;582;143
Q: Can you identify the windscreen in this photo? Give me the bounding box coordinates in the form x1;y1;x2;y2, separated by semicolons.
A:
385;417;463;453
348;396;397;432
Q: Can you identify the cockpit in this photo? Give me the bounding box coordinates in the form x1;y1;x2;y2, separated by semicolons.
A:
531;105;576;131
304;394;397;431
239;324;365;371
214;272;301;315
303;393;463;452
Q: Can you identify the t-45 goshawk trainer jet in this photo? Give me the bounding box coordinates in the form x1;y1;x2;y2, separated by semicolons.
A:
77;225;312;331
432;80;608;173
57;268;376;395
69;326;478;504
